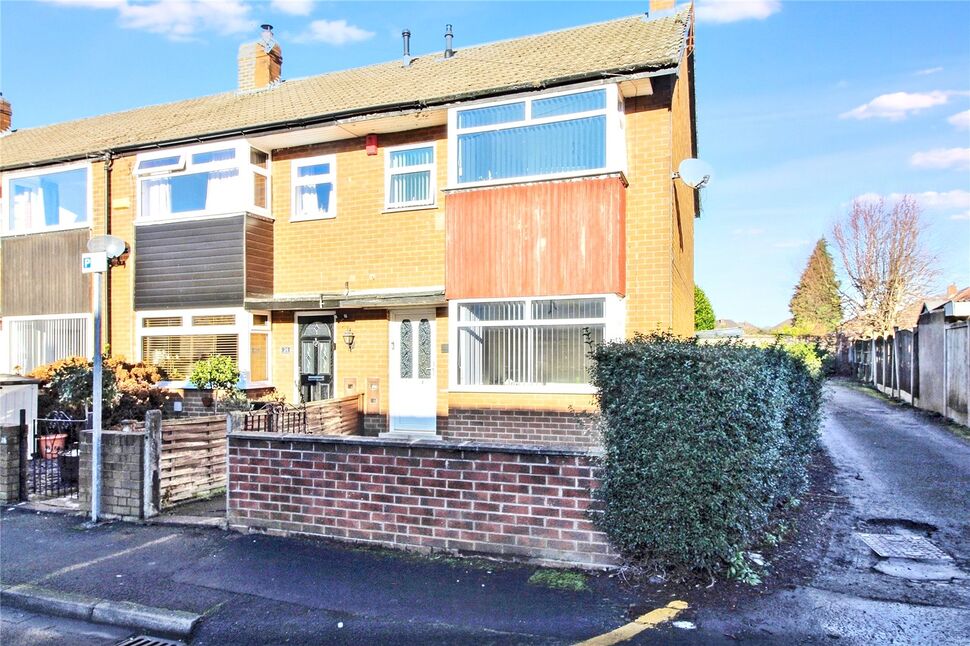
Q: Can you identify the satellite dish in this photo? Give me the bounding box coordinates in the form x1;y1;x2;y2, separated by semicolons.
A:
676;158;713;189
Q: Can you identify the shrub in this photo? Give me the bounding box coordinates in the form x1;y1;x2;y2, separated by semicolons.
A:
29;355;166;425
590;333;823;581
189;355;240;392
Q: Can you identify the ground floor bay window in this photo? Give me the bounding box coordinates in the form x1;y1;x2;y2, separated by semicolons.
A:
136;309;269;387
2;314;92;373
451;295;621;391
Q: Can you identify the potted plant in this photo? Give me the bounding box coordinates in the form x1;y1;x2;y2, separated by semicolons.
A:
189;355;241;413
38;432;69;459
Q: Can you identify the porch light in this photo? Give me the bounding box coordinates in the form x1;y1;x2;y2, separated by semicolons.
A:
343;328;356;349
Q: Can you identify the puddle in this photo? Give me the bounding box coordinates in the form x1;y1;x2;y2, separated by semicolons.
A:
857;518;938;536
853;519;965;582
873;559;966;582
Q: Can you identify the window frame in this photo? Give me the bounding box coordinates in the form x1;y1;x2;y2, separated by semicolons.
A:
1;313;94;373
384;142;437;212
447;293;624;394
446;83;625;190
1;161;93;237
290;154;337;222
135;308;271;388
134;140;271;225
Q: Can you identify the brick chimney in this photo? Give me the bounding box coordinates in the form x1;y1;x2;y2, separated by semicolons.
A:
649;0;676;14
238;24;282;92
947;283;957;298
0;94;11;132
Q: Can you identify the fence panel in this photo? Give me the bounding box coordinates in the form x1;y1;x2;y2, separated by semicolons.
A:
159;415;226;508
945;323;969;426
896;329;914;400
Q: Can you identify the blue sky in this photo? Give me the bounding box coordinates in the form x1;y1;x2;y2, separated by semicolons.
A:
2;0;968;326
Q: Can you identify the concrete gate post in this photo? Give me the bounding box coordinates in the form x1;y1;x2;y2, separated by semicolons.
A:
143;410;162;519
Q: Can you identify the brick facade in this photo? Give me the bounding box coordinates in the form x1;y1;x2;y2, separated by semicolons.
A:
227;433;616;567
442;409;598;448
79;429;145;520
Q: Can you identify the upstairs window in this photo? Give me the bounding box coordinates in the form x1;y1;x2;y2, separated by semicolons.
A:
3;165;90;235
291;155;336;221
135;142;269;221
450;86;621;187
385;144;435;210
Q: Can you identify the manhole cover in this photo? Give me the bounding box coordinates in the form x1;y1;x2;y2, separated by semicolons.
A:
114;636;184;646
858;533;952;561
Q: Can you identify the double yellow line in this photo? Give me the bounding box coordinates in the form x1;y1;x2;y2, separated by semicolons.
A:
575;600;689;646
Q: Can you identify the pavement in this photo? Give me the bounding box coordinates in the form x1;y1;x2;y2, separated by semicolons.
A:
644;380;970;645
1;379;968;645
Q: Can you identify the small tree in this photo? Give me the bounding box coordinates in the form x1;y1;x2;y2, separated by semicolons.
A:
833;197;938;336
789;239;843;336
694;286;716;331
189;355;240;410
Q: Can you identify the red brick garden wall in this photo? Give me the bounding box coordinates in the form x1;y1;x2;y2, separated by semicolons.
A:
227;434;616;567
442;409;598;448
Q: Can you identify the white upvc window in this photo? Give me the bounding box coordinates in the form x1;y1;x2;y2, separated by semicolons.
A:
447;84;625;189
385;143;436;210
449;294;624;393
2;314;93;374
136;308;270;387
1;162;92;236
291;155;336;221
134;141;270;223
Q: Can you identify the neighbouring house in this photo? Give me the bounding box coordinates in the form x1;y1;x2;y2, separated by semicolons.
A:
0;5;698;446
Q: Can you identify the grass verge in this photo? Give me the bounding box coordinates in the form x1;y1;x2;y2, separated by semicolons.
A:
528;569;588;591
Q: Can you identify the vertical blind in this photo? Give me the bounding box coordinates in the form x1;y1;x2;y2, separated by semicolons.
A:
8;317;89;373
388;146;434;207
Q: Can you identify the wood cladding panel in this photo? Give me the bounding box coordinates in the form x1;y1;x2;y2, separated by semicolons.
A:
135;216;245;309
445;176;626;299
1;228;90;316
245;216;273;299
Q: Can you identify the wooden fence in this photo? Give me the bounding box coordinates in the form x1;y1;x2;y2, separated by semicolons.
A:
159;415;226;508
240;395;362;436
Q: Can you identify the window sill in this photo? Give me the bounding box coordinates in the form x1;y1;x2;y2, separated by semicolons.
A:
382;204;437;214
289;214;336;223
444;169;628;192
449;384;597;395
1;222;91;238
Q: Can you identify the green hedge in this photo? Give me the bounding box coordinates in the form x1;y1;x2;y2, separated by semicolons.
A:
590;334;823;580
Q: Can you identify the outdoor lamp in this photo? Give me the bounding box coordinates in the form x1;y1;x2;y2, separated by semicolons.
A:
343;328;356;349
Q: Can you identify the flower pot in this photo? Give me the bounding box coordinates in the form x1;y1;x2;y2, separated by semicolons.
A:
200;391;214;408
38;433;68;459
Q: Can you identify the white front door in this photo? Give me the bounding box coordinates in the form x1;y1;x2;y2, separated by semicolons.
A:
389;309;437;434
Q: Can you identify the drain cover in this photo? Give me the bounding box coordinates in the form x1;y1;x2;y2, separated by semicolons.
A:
858;533;951;561
114;636;184;646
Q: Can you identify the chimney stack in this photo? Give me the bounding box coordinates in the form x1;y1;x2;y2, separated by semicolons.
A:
0;94;11;132
649;0;676;15
402;29;413;67
238;24;282;92
444;25;454;59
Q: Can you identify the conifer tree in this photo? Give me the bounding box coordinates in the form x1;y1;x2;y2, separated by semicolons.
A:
694;286;716;331
789;238;843;335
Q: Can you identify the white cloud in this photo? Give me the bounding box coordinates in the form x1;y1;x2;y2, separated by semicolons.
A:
949;110;970;130
853;190;970;212
292;19;374;45
949;211;970;221
910;148;970;170
914;66;943;76
40;0;255;40
839;90;957;121
694;0;781;23
270;0;313;16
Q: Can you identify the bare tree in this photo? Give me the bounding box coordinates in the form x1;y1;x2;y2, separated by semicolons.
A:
832;197;938;337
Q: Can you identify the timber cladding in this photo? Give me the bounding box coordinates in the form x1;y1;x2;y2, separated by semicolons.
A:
134;215;246;309
159;415;227;508
245;215;273;299
0;228;90;316
227;434;617;567
445;175;626;299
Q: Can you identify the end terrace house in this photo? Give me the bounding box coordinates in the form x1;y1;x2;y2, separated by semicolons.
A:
0;6;698;445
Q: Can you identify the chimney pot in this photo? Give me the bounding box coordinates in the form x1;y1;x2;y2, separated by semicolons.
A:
402;29;412;67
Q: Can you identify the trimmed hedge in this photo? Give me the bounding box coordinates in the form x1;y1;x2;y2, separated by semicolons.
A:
591;334;823;580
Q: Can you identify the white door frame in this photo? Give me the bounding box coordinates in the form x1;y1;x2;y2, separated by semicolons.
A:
386;308;437;436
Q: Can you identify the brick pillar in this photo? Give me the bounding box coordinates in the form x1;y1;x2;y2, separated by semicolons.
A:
0;426;22;503
80;428;146;520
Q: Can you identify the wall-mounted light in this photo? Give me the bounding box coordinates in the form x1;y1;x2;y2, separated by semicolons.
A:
343;328;356;349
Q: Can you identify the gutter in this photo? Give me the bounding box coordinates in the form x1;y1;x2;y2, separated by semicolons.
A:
0;64;679;172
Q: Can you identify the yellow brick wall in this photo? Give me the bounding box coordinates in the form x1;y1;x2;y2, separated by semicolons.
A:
670;54;697;337
105;155;138;361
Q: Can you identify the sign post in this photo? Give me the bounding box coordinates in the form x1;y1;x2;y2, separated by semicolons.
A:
82;251;108;522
